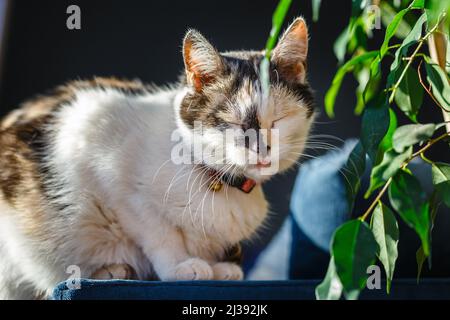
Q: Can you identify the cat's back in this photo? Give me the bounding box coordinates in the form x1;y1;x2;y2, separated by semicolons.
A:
1;77;154;130
0;77;170;208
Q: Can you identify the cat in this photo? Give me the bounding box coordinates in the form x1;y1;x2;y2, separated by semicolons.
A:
0;17;314;299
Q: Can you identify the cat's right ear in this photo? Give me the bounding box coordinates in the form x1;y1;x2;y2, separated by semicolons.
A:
271;17;309;84
183;30;223;92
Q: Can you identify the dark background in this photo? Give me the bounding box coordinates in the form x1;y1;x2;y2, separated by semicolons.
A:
0;0;448;275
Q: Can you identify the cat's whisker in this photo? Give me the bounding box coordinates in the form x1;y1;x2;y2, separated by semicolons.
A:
184;165;211;225
185;156;229;224
194;172;218;240
209;162;234;225
191;160;236;236
307;134;345;143
163;166;189;204
181;165;206;225
185;167;209;227
152;159;172;184
284;151;357;195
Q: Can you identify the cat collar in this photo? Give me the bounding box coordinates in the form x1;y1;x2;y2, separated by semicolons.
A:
206;168;256;194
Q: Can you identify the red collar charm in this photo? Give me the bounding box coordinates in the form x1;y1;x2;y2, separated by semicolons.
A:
206;168;256;194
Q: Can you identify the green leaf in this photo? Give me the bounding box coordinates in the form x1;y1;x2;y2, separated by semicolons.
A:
424;58;450;111
393;12;426;70
260;0;292;98
411;0;425;9
366;147;412;197
389;170;431;255
371;202;399;293
425;0;450;29
386;12;426;106
379;108;398;154
416;191;440;282
315;257;343;300
432;162;450;184
380;8;409;58
348;19;367;54
312;0;322;22
325;51;379;117
380;2;412;39
333;26;351;64
355;56;381;115
359;73;381;115
361;56;382;110
392;123;436;153
332;220;378;298
355;67;370;115
361;96;390;163
416;246;427;282
264;0;292;57
343;141;367;209
432;162;450;207
394;66;424;122
388;13;427;88
351;0;367;18
331;1;370;63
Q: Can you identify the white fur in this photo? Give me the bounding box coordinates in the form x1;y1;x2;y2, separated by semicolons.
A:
0;86;274;298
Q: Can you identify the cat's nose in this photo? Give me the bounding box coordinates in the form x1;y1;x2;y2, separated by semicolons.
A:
257;158;271;168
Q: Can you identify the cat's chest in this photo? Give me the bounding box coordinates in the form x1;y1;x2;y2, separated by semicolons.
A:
165;181;268;244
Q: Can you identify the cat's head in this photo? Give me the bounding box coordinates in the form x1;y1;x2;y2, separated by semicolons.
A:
175;17;314;183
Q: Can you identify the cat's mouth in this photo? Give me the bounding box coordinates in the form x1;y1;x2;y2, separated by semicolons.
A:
199;164;257;193
254;161;272;169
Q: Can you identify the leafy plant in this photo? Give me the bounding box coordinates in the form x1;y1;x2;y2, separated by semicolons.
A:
261;0;450;299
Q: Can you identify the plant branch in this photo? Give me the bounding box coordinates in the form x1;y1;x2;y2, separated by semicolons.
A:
360;132;450;221
388;40;425;104
427;13;450;133
360;177;392;221
417;60;450;112
388;13;445;104
409;132;450;159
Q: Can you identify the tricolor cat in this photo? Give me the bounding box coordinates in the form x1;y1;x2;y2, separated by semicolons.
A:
0;18;314;299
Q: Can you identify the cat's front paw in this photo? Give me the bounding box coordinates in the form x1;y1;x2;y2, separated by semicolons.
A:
167;258;213;281
90;263;136;280
212;262;243;280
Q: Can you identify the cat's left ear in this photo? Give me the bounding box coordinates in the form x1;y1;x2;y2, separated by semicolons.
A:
271;17;309;84
183;30;223;92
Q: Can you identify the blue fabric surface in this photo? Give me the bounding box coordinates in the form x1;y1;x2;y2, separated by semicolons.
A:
289;215;329;279
53;280;318;300
288;141;450;280
53;279;450;300
290;141;357;252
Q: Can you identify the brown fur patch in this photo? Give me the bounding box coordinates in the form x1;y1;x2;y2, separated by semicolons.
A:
0;77;148;234
0;127;48;236
1;77;149;131
224;243;243;265
179;50;315;131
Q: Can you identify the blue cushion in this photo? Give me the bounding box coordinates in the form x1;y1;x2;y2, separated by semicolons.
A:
53;280;318;300
289;140;450;280
52;278;450;300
